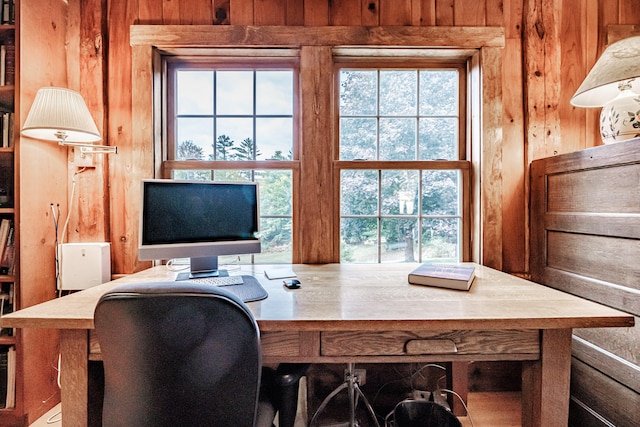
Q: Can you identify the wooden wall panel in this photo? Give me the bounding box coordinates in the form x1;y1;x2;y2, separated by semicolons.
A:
330;0;363;25
418;0;436;25
43;0;638;275
19;1;70;422
435;0;454;25
214;0;231;25
179;0;213;24
107;0;144;274
454;0;485;25
138;0;163;24
379;0;412;25
303;0;329;25
254;0;286;25
162;0;180;23
230;0;254;25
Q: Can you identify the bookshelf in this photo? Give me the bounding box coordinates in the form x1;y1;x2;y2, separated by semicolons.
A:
0;0;18;423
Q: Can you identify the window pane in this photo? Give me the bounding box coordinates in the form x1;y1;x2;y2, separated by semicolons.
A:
340;70;377;116
421;170;460;216
381;218;418;263
172;170;213;181
419;118;457;160
381;170;418;215
421;217;459;262
256;117;293;160
256;71;293;115
340;117;377;160
177;71;213;115
256;170;292;216
419;70;458;116
339;67;461;162
216;71;254;115
379;118;416;160
341;170;378;216
255;217;292;263
380;70;417;116
340;169;463;263
340;217;378;263
177;117;214;159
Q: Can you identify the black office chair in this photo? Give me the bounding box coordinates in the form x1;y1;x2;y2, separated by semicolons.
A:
94;281;301;427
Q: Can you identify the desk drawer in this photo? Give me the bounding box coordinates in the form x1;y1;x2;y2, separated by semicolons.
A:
321;330;540;357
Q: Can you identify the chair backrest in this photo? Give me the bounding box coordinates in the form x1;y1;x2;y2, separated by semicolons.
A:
94;281;262;427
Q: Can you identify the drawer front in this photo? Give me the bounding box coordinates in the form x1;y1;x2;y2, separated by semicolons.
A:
321;330;540;357
260;331;303;357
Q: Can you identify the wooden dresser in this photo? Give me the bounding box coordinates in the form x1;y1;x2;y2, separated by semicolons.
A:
530;139;640;426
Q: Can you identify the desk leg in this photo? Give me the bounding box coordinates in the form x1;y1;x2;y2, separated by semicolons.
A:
60;329;89;427
522;329;572;427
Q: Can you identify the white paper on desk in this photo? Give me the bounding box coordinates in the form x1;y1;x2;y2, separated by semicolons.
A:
264;267;297;279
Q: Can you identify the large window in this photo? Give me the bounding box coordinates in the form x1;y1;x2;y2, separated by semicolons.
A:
337;65;469;263
161;55;469;265
164;59;298;263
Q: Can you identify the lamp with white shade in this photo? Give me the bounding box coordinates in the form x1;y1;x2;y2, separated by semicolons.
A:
571;36;640;144
21;87;117;154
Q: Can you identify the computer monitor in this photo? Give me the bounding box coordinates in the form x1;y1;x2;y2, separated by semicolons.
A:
139;179;261;278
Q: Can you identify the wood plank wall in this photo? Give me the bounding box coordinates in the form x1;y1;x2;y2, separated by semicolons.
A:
20;0;640;278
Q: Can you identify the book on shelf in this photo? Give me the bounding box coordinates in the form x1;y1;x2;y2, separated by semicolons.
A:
0;282;14;337
3;36;13;86
0;345;15;409
0;112;13;147
0;224;13;275
1;0;14;25
408;263;476;291
0;218;10;264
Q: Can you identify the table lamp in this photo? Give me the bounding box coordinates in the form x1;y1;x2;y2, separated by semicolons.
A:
570;36;640;144
21;87;117;154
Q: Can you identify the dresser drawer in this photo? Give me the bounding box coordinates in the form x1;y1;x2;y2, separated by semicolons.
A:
321;330;540;357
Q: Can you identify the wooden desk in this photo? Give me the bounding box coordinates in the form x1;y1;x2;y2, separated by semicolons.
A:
1;263;633;427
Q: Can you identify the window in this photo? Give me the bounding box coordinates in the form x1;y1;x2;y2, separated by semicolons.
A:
164;59;298;263
336;65;469;263
135;26;503;269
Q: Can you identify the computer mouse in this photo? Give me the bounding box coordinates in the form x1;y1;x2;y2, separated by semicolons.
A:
283;279;301;289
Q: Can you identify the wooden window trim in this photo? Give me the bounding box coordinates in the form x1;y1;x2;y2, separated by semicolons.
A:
131;25;504;266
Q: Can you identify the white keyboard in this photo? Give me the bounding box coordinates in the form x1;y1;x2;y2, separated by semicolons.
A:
191;275;245;287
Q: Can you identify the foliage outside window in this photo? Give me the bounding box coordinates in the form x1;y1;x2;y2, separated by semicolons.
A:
337;67;467;263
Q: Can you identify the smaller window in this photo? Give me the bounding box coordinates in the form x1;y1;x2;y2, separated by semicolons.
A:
165;59;298;264
337;64;467;263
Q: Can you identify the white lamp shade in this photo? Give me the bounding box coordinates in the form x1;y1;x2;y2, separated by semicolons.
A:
21;87;102;143
571;36;640;107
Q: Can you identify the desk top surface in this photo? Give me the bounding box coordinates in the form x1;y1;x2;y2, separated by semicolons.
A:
2;263;634;331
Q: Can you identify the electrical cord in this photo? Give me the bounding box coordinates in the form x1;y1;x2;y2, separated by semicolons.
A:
54;168;87;297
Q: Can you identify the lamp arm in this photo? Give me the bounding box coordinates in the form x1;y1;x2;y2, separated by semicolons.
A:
56;140;118;154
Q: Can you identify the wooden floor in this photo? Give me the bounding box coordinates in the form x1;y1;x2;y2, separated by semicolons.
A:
29;391;521;427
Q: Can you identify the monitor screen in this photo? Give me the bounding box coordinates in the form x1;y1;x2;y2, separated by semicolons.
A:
139;179;261;278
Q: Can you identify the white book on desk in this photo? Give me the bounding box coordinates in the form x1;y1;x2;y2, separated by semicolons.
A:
408;263;476;291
